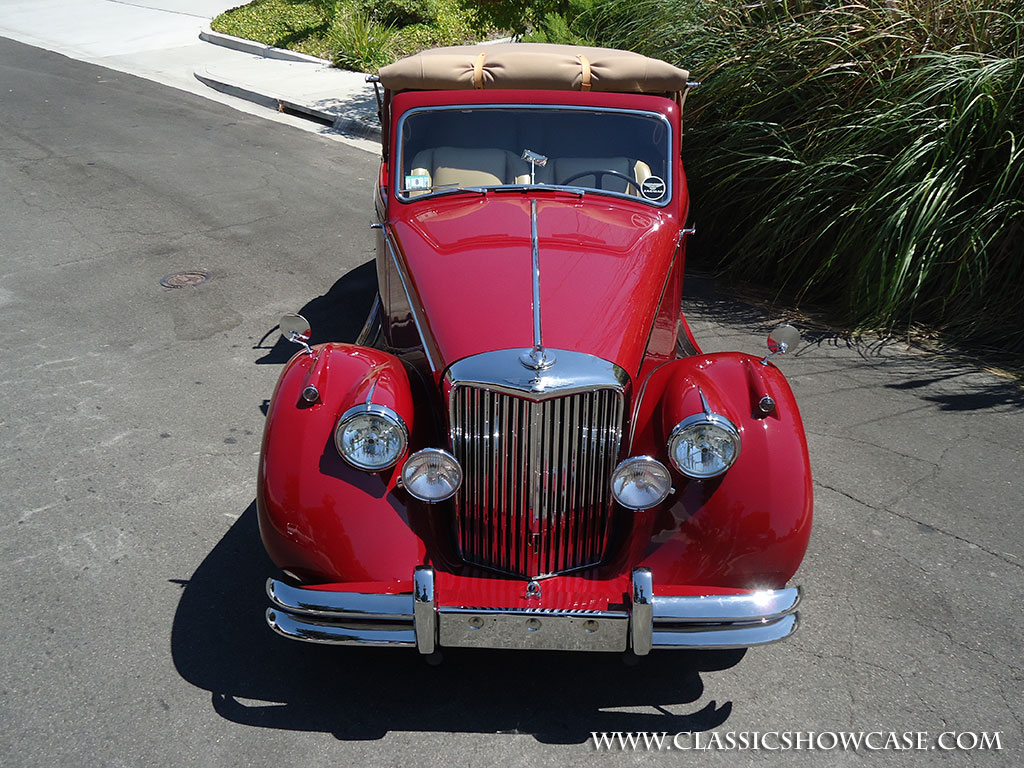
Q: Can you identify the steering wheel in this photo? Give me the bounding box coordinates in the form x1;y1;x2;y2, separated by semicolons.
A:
559;169;642;193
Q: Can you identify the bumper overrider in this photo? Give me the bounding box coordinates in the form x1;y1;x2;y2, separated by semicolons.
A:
266;567;801;653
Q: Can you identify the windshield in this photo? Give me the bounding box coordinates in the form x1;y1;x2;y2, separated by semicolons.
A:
396;105;672;206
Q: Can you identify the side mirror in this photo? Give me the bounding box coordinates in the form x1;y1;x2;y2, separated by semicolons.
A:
762;324;800;365
280;313;313;355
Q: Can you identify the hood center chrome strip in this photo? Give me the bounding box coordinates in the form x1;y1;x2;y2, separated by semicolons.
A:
521;199;556;371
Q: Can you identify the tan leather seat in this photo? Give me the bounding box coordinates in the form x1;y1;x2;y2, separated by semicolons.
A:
408;147;532;193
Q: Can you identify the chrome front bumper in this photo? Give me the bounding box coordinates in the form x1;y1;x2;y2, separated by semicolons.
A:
266;567;801;654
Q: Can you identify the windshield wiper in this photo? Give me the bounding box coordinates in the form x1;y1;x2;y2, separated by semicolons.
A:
492;184;586;198
399;183;488;197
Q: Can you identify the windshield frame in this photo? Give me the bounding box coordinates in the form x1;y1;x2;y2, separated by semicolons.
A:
394;103;675;208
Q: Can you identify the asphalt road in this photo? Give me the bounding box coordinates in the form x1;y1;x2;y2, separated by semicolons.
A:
0;35;1021;768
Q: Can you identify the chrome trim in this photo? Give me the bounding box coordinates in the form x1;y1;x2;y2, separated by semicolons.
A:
520;199;555;371
627;359;673;451
438;607;628;652
334;403;409;471
666;410;741;479
648;586;801;650
264;574;803;651
698;387;712;416
355;294;383;347
652;613;798;650
382;228;439;373
446;348;629;400
401;447;463;503
652;587;801;624
267;578;413;619
413;566;436;655
611;456;673;510
394;104;675;208
631;568;654;656
267;609;416;646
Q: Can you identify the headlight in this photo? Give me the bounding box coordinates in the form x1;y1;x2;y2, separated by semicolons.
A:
667;413;741;479
401;448;462;502
611;456;672;510
334;404;408;471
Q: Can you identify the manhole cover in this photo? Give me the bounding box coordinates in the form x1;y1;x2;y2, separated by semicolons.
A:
161;271;210;288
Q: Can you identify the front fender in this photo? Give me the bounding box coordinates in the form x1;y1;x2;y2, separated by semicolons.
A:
257;344;434;584
627;353;813;589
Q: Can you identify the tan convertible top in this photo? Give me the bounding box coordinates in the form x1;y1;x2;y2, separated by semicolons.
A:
376;43;689;93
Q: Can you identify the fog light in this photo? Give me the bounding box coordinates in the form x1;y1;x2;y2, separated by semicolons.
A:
611;456;672;510
401;448;462;502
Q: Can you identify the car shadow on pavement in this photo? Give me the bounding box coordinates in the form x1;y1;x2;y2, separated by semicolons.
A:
253;259;378;365
170;503;741;744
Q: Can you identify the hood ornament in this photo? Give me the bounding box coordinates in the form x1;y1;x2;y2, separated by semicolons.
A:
520;198;557;371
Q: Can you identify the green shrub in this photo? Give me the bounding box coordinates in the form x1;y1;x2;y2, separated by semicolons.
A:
356;0;441;26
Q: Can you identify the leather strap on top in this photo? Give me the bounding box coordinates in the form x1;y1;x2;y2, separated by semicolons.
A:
577;54;592;91
473;52;488;89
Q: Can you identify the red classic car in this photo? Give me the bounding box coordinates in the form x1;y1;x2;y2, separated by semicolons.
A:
258;43;812;659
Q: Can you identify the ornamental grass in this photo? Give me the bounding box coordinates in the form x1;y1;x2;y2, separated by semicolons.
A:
562;0;1024;351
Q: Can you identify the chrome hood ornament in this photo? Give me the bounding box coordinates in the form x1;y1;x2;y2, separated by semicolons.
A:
520;198;556;371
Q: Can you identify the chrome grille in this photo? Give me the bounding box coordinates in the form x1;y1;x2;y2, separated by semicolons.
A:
449;386;625;578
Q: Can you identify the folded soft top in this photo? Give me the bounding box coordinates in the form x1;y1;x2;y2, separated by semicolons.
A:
376;43;689;93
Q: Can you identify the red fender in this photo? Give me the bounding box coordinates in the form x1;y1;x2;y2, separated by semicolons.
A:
257;344;433;584
626;353;813;589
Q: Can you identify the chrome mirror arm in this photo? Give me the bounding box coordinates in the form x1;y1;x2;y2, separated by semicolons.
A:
286;331;313;357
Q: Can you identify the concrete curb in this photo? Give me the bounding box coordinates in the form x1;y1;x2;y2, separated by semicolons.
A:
200;26;332;66
193;69;381;140
195;28;380;140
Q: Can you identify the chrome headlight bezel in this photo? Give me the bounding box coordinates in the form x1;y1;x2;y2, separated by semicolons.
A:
610;456;673;510
334;403;408;471
667;412;741;479
401;448;463;503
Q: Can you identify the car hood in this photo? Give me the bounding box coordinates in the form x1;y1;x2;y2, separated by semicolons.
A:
390;194;679;378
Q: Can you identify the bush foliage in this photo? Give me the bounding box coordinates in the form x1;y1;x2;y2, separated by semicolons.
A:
555;0;1024;351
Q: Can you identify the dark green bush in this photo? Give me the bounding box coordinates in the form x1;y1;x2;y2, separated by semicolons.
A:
357;0;441;25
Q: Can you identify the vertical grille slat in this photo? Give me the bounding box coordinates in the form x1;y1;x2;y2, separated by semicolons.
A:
451;384;624;578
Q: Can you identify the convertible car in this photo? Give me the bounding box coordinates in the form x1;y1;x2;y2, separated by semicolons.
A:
258;43;812;659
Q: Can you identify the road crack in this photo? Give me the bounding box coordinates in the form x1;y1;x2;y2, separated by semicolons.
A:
815;480;1022;570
